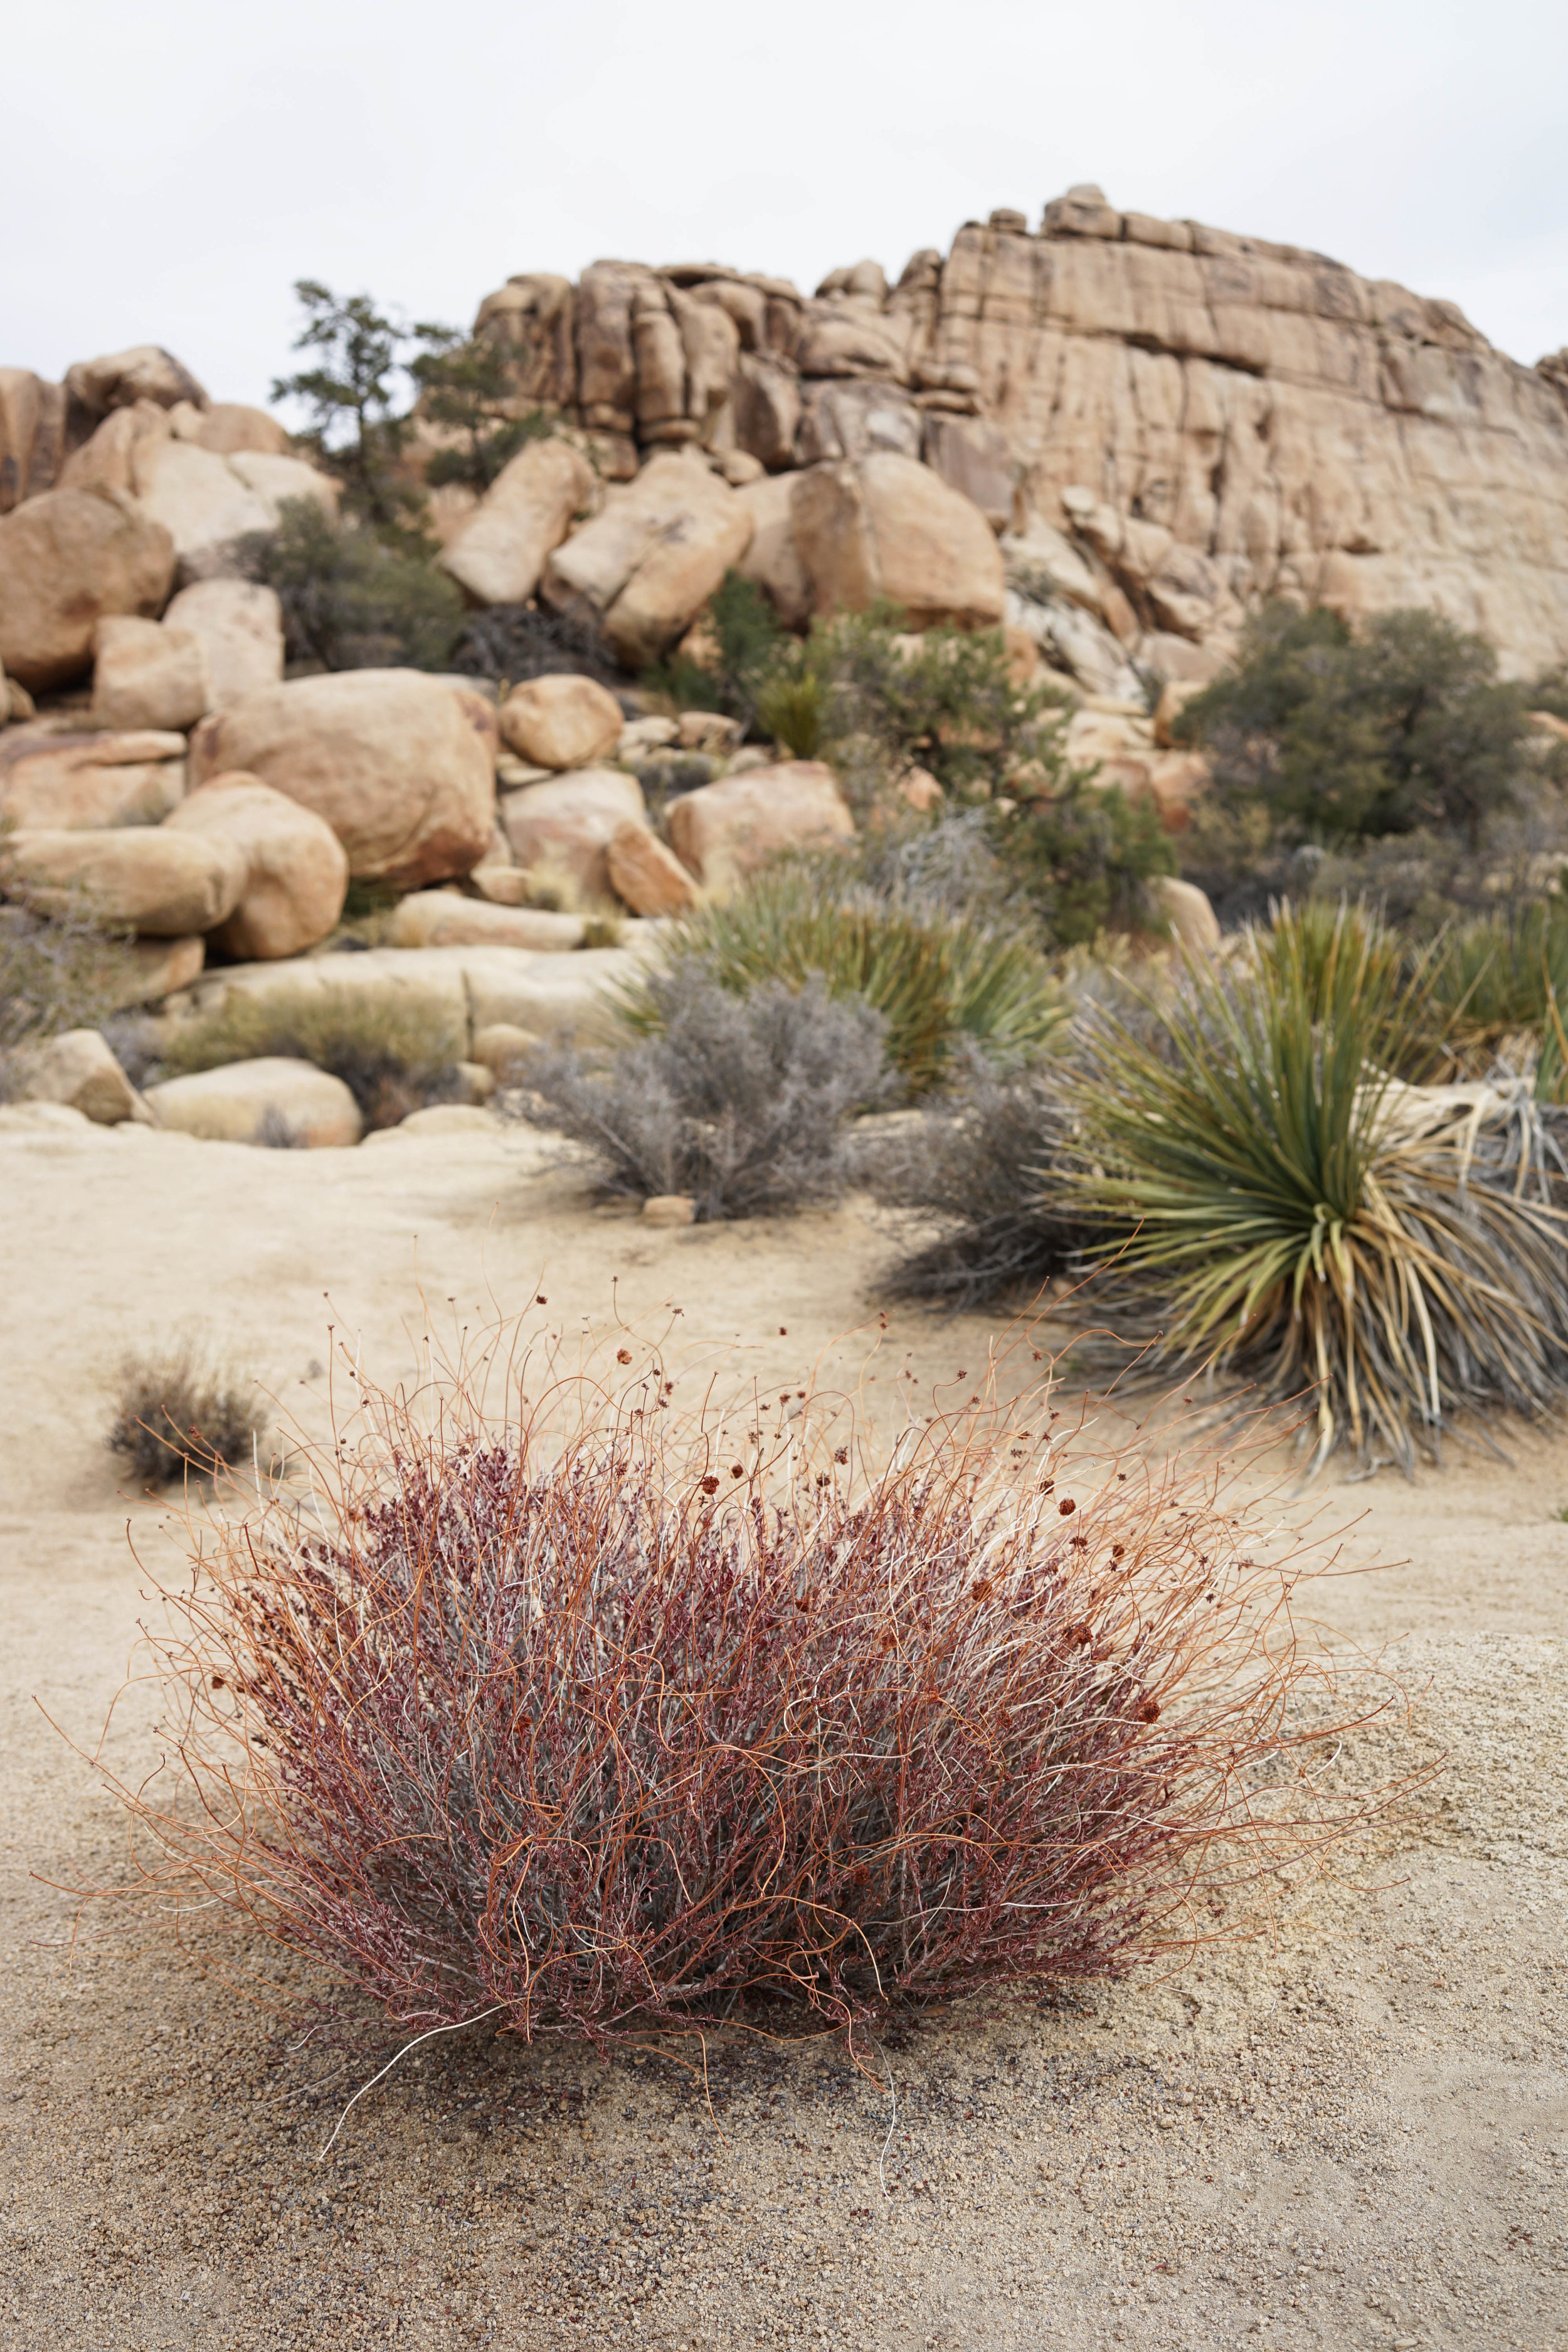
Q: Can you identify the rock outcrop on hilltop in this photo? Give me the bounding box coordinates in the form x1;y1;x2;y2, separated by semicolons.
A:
460;186;1568;680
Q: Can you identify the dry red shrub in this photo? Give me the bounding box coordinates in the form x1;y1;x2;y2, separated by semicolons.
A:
105;1325;1387;2048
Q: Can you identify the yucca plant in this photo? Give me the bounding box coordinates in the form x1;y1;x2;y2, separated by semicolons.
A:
1067;903;1568;1472
623;866;1066;1094
754;667;826;760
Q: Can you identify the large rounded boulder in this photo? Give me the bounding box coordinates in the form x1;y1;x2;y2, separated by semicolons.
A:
188;670;497;886
0;485;176;692
164;773;349;960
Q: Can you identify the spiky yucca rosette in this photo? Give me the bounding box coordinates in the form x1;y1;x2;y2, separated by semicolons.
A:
107;1323;1389;2048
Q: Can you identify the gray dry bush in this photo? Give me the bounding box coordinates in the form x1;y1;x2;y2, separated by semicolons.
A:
106;1345;266;1488
871;1044;1094;1310
511;960;894;1219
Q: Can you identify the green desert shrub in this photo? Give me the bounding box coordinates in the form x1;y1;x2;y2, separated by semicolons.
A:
627;864;1067;1094
1066;901;1568;1472
158;992;462;1130
512;960;893;1218
754;665;827;759
1175;602;1533;852
643;571;788;723
238;499;464;674
107;1345;265;1486
987;777;1177;948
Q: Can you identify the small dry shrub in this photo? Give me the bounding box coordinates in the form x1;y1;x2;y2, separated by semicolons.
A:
109;1330;1387;2046
107;1346;265;1486
512;960;894;1217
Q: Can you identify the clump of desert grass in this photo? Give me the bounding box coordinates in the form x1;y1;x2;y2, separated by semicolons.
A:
98;1312;1397;2054
107;1343;266;1486
156;991;462;1131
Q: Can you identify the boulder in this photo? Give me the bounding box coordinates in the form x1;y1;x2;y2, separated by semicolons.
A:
129;440;337;581
666;761;854;894
0;729;187;831
460;945;648;1043
733;472;813;630
387;893;585;952
437;437;598;605
0;369;66;513
162;578;285;707
13;1028;147;1125
676;711;743;753
542;452;754;667
90;614;212;731
796;379;923;467
1;827;246;936
607;818;699;916
164;774;349;959
366;1101;501;1142
792;453;1004;630
0;828;245;936
498;673;623;770
470;1022;539;1074
144;1057;363;1148
169;401;289;457
58;400;174;497
65;346;208;424
188;670;497;886
0;486;176;692
499;769;646;899
1150;874;1221;955
105;934;205;1009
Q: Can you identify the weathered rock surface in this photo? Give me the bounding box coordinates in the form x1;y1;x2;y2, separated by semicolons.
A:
65;345;208;427
90;614;211;731
791;453;1005;628
734;472;813;629
606;817;699;915
498;768;645;899
1;826;245;936
0;728;187;831
144;1057;362;1148
188;670;497;886
438;437;597;605
466;198;1568;674
164;774;349;960
0;487;176;692
13;1028;147;1125
542;453;753;667
666;761;854;894
162;578;285;707
497;672;623;770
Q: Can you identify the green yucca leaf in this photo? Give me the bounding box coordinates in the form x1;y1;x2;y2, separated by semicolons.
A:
1065;900;1568;1473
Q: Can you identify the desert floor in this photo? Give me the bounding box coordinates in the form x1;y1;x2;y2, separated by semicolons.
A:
3;1111;1565;2352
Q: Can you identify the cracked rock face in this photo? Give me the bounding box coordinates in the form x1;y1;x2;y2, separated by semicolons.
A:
461;195;1568;676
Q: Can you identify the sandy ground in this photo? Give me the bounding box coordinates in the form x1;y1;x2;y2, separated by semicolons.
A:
3;1111;1566;2352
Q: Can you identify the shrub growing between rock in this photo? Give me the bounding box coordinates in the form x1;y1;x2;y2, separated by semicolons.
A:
158;992;461;1131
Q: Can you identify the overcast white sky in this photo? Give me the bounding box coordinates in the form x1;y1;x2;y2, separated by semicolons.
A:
9;0;1567;411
